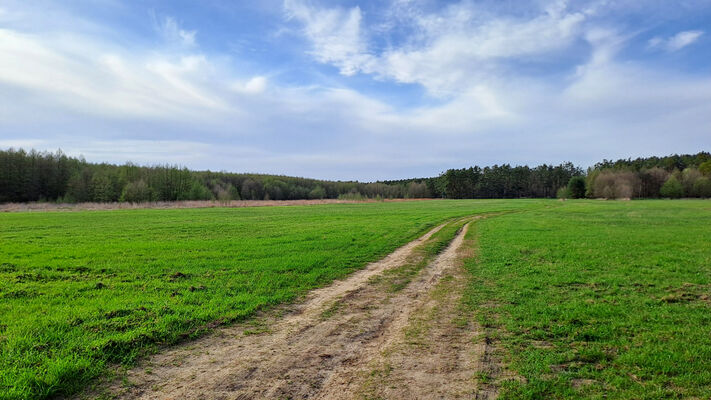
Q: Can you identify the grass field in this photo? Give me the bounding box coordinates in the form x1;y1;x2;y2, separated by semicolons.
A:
0;200;538;399
465;200;711;399
2;199;710;399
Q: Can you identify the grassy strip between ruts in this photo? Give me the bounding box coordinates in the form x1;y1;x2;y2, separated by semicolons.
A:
0;200;543;399
463;200;711;399
368;217;472;293
320;217;472;322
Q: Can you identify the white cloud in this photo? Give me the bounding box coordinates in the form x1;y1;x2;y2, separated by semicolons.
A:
156;16;197;47
284;0;586;95
649;30;703;52
284;0;373;76
232;76;268;94
0;28;231;118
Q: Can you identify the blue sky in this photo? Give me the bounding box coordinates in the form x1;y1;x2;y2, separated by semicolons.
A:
0;0;709;180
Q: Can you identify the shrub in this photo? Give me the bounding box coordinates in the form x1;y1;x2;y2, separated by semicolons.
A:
406;182;429;198
338;191;365;200
699;160;711;177
178;181;214;201
592;171;639;199
638;167;669;198
585;170;599;198
120;180;154;203
90;174;116;202
216;184;240;202
567;176;586;199
681;168;702;195
228;184;241;200
309;186;326;199
692;177;711;198
556;187;570;199
660;176;684;198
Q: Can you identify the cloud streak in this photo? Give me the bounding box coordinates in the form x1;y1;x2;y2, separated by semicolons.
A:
284;0;589;95
649;30;704;52
284;0;372;76
155;15;198;47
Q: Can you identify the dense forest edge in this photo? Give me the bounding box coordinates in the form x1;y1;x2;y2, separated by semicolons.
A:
0;148;710;204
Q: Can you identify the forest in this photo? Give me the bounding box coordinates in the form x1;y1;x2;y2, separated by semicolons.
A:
0;148;709;203
584;153;711;199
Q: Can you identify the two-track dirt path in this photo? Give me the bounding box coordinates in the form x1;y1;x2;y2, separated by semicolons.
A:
106;219;493;399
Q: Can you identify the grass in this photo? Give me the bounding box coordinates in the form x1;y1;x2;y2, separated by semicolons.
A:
6;199;708;399
369;216;471;293
463;200;711;399
0;199;540;399
321;216;468;346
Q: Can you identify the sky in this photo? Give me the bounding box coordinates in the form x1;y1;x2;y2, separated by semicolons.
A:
0;0;710;181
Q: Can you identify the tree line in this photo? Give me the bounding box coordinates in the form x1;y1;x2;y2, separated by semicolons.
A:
385;162;584;199
583;152;711;199
0;149;431;203
1;148;709;204
391;152;711;200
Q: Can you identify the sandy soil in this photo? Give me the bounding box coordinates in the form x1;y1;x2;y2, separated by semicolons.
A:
315;221;483;400
97;219;495;399
0;198;429;213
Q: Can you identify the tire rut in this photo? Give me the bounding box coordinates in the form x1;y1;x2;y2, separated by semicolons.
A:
102;219;482;399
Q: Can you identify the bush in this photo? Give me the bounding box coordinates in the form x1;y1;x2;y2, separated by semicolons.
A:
406;182;429;198
120;180;154;203
556;187;570;199
178;181;214;201
567;176;586;199
681;168;702;195
591;170;638;199
216;184;241;202
338;191;365;200
660;176;684;198
90;174;116;202
692;177;711;198
638;167;669;198
228;184;241;200
309;186;326;199
699;160;711;177
585;170;599;198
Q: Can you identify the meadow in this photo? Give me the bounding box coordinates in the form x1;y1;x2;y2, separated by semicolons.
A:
465;200;711;398
2;199;710;399
0;200;538;399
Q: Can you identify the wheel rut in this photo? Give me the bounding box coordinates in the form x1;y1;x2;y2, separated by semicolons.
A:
103;218;487;399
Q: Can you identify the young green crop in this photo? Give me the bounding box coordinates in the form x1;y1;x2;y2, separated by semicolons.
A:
464;200;711;399
0;200;541;399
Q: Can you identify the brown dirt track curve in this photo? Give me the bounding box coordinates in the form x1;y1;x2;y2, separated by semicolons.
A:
93;218;498;399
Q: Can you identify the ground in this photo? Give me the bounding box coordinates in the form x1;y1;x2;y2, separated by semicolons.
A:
1;199;710;399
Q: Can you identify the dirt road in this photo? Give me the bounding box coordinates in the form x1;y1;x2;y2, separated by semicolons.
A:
104;219;492;399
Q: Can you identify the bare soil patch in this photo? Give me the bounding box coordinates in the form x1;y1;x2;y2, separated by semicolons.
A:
317;221;481;400
94;218;491;399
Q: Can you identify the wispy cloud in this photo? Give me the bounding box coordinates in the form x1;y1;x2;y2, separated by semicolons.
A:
0;28;228;118
283;0;588;96
155;15;197;47
649;30;704;52
284;0;372;76
229;76;269;95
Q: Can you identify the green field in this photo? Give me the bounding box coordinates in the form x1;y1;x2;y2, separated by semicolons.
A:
465;200;711;398
1;199;710;399
0;200;536;399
